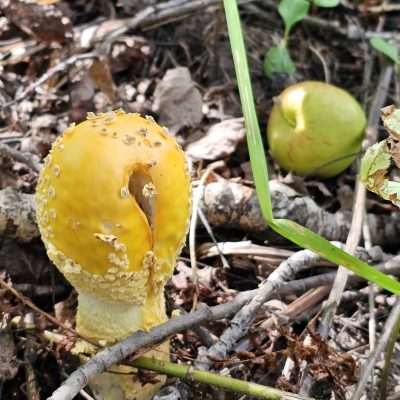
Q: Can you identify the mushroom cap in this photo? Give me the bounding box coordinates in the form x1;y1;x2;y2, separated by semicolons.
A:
36;110;191;306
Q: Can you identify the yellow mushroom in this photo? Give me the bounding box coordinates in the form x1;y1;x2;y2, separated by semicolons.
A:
35;110;191;399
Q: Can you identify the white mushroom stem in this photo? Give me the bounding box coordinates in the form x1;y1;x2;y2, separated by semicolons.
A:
76;291;144;343
73;291;170;400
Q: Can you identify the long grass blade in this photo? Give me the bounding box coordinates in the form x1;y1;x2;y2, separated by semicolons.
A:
223;0;273;222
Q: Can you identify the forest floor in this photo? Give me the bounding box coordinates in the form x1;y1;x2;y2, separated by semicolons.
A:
1;1;400;399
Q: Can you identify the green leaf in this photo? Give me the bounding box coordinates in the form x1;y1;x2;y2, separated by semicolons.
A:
264;43;296;78
313;0;340;7
278;0;310;36
370;37;399;64
383;107;400;135
386;181;400;197
360;140;391;184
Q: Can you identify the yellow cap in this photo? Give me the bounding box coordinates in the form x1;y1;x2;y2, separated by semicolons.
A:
36;110;191;306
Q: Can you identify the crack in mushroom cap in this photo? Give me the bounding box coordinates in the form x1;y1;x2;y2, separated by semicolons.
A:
36;111;191;304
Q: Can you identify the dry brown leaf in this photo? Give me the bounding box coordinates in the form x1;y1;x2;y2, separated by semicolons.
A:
186;118;245;161
89;58;116;103
153;67;203;135
1;0;73;43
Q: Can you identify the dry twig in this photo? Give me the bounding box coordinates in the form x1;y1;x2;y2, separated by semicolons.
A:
202;180;400;247
190;161;225;309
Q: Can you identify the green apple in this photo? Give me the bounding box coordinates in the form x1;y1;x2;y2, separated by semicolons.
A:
267;81;367;178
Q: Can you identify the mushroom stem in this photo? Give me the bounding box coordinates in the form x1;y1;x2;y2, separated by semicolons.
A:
76;291;145;343
76;286;169;344
74;290;170;400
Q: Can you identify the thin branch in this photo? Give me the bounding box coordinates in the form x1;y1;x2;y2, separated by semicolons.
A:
197;208;231;270
0;277;76;336
318;181;366;337
308;44;330;84
190;161;225;309
363;212;377;374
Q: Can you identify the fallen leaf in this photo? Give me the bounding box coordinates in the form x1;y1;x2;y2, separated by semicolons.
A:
186;118;245;161
171;262;215;290
89;57;116;103
153;67;203;135
2;0;73;44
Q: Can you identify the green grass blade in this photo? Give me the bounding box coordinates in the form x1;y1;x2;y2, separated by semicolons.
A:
271;219;400;294
223;0;273;222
